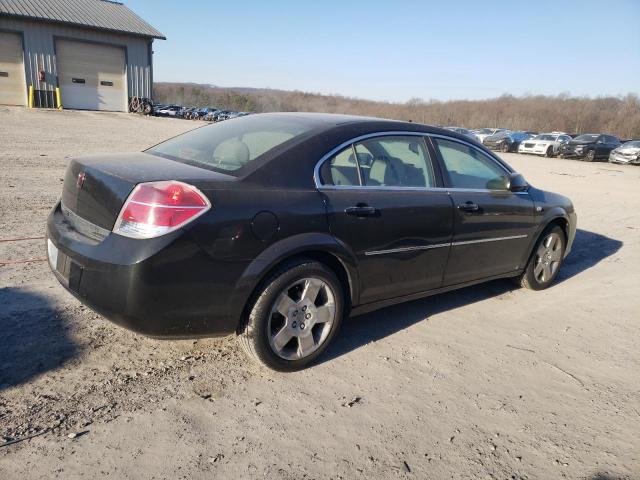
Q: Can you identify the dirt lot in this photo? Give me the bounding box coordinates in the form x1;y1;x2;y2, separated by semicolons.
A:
0;106;639;479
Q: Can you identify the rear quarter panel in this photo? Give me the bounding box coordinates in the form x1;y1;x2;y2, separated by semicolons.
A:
184;187;336;324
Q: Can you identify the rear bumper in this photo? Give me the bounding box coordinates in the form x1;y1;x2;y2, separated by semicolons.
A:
46;202;243;338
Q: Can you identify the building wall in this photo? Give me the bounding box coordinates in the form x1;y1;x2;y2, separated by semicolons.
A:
0;16;153;107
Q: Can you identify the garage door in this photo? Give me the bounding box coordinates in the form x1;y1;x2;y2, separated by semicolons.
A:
57;40;127;112
0;32;27;106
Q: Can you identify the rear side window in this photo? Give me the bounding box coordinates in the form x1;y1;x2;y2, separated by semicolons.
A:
320;147;360;186
319;136;436;188
357;136;435;187
434;138;509;190
147;115;315;174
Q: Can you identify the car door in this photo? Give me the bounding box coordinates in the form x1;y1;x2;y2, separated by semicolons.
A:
430;136;535;286
604;135;621;157
317;133;453;304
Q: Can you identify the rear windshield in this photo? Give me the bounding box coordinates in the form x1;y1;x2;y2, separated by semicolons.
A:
147;115;316;174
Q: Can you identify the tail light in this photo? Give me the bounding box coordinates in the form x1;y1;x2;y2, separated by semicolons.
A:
113;181;211;239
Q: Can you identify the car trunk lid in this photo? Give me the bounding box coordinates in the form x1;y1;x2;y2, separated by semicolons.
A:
61;152;233;230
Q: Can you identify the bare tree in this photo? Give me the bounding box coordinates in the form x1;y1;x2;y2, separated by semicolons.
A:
154;83;640;139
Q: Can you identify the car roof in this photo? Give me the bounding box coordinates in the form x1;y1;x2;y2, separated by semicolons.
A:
249;112;468;138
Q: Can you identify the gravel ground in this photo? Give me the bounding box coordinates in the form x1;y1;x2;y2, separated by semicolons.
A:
0;106;639;479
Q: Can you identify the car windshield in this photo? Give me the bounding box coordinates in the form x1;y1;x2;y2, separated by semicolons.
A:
622;141;640;148
147;115;316;174
574;134;599;141
493;131;510;139
535;135;556;141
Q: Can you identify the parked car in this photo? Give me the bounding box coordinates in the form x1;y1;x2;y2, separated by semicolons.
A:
558;134;621;161
190;107;216;120
518;132;572;157
203;109;222;121
443;127;480;143
472;128;507;144
483;131;533;153
46;113;576;371
609;140;640;165
178;107;197;119
156;105;183;117
212;110;232;122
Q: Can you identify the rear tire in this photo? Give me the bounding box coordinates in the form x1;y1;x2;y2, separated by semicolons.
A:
238;259;344;371
516;225;565;290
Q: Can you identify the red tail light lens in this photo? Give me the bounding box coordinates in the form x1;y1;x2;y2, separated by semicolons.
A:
113;181;211;239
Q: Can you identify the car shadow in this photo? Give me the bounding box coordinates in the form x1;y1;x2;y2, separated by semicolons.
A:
557;229;623;283
320;228;622;364
0;288;80;391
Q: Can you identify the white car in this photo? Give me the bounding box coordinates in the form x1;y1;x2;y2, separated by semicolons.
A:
518;132;572;157
609;140;640;165
472;128;507;144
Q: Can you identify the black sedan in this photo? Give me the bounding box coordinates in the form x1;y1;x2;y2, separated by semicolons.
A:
558;134;621;161
483;131;534;152
46;113;576;371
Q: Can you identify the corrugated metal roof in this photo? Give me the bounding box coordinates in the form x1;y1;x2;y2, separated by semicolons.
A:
0;0;165;39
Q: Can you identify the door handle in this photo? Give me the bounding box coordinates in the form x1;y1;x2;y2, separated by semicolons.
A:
345;205;379;217
457;201;480;213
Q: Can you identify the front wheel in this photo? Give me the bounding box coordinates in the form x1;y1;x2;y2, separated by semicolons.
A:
585;149;596;162
546;146;555;158
516;225;565;290
238;259;344;371
501;142;510;153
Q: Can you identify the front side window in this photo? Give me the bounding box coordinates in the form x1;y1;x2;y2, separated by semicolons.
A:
320;135;436;188
434;138;509;190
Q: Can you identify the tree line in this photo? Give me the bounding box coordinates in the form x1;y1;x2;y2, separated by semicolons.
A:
154;83;640;139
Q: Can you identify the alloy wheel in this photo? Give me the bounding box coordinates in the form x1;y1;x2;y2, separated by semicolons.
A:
267;277;336;360
533;232;563;283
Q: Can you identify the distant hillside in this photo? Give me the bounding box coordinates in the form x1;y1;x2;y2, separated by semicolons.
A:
153;82;640;138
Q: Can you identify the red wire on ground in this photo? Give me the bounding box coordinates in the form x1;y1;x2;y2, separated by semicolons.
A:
0;258;47;265
0;236;46;243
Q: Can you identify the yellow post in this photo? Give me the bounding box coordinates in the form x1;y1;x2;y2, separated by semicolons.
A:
28;85;34;108
55;87;62;110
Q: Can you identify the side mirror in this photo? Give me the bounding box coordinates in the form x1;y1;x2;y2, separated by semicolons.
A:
507;172;528;192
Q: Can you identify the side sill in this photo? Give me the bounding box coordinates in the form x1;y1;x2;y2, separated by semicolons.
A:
349;271;522;317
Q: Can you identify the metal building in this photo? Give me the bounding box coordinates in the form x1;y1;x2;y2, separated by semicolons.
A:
0;0;164;111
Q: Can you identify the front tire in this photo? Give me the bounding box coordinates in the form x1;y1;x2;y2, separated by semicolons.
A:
546;146;555;158
517;225;565;290
501;142;510;153
238;259;344;371
585;149;596;162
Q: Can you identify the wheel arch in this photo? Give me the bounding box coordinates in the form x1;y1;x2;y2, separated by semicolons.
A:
230;233;359;334
519;210;571;269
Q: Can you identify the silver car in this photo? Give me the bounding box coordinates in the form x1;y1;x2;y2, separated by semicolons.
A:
609;140;640;165
443;127;480;143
